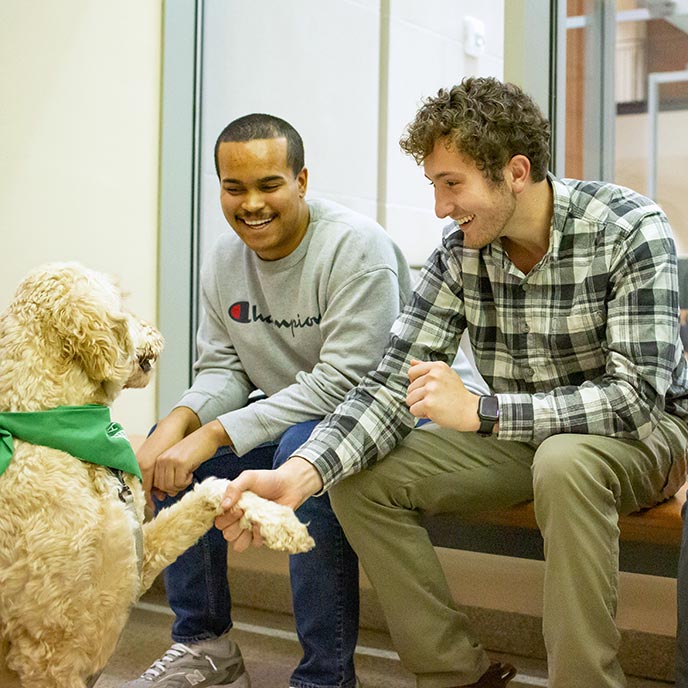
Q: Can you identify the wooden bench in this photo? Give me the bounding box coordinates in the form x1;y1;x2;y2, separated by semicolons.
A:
422;483;686;578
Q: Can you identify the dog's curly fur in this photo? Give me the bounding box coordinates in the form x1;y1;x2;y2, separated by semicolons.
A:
0;263;228;688
0;263;315;688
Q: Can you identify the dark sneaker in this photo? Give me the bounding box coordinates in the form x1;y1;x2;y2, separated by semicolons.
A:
465;662;517;687
121;640;250;687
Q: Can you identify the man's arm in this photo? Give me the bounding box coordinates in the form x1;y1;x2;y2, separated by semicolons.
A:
282;248;467;491
144;273;252;497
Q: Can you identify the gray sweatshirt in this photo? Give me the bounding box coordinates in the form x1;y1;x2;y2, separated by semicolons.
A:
176;198;412;455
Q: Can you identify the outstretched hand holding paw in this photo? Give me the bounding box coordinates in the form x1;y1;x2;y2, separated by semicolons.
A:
216;457;323;553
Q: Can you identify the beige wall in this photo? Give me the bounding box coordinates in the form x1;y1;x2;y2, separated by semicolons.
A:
0;0;163;435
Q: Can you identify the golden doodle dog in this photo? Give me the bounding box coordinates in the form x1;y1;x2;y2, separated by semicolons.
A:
0;263;314;688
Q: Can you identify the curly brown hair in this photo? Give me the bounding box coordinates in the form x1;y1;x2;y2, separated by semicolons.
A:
399;77;550;183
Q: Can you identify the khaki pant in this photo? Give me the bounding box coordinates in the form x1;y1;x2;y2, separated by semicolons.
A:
330;413;688;688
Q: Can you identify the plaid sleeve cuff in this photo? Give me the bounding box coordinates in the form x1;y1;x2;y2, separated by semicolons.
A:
290;440;346;494
495;393;536;441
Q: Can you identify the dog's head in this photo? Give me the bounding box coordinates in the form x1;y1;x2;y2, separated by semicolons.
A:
1;262;164;408
124;318;165;390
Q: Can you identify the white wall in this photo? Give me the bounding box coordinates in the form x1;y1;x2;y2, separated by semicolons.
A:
198;0;504;268
0;0;162;435
384;0;504;265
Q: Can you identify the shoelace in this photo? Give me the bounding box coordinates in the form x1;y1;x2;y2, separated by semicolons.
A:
141;643;201;679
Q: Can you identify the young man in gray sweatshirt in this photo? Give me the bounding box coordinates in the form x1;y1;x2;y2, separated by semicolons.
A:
125;114;412;688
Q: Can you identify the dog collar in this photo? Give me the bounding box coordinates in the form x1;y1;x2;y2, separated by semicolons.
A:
0;405;141;480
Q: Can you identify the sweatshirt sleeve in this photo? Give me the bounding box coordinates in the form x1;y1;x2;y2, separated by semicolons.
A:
174;267;254;422
219;263;405;455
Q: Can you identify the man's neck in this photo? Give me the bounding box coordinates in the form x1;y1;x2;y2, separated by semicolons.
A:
501;178;553;274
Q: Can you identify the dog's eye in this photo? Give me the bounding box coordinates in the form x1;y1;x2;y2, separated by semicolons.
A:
139;360;152;373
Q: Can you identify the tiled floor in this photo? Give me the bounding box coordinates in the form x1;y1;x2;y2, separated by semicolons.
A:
95;593;673;688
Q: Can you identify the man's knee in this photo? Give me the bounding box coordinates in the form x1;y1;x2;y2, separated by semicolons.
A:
329;471;376;528
532;434;620;502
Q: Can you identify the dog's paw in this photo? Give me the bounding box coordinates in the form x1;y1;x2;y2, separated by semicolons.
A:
192;477;230;513
236;491;315;554
190;479;315;554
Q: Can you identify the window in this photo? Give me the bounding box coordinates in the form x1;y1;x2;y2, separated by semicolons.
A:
562;0;688;252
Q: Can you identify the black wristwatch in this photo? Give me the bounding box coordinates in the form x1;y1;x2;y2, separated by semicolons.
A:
477;395;499;437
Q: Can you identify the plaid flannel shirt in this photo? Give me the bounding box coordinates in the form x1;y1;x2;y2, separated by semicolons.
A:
296;175;688;491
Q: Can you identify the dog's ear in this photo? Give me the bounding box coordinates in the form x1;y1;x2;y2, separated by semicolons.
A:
56;296;134;383
25;265;135;384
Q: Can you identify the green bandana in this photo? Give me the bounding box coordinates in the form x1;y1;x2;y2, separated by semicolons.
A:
0;405;141;480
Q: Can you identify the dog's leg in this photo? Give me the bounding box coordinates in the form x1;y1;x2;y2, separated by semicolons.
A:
140;477;232;592
140;478;314;592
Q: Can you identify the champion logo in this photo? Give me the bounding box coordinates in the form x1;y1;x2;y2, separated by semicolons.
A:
229;301;250;322
228;301;321;337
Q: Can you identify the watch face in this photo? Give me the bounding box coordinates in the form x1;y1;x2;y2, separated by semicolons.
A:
479;395;499;421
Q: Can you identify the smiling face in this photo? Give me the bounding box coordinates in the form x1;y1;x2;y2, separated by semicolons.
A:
217;137;310;260
424;138;517;250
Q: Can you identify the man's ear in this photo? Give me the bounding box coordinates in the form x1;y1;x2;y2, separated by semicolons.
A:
507;155;531;193
297;167;308;198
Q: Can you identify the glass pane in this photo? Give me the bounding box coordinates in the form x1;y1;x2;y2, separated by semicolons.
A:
564;0;688;351
614;0;688;253
564;0;688;252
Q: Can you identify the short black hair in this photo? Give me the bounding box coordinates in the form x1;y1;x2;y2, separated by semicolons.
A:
214;113;305;177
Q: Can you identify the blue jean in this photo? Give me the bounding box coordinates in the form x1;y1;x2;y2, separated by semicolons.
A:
678;498;688;687
155;420;360;688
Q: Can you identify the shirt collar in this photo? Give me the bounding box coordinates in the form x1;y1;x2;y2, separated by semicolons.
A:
548;172;571;262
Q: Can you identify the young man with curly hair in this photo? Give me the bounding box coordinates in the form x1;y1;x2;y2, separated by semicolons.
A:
217;79;688;688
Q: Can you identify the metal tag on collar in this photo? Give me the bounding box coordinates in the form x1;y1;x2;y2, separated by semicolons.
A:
114;469;133;503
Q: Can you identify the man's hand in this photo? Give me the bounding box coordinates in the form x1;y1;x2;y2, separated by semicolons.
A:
153;419;231;495
136;407;202;504
406;359;481;432
215;457;323;552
